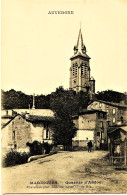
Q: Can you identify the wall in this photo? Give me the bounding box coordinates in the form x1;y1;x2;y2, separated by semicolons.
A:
2;116;37;154
73;129;94;141
78;113;96;130
11;116;32;152
87;101;127;126
30;122;43;143
73;113;96;149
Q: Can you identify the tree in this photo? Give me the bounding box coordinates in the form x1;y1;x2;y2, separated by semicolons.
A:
95;90;126;103
50;86;88;150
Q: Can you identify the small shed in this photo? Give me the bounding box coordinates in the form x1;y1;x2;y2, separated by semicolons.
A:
108;126;127;166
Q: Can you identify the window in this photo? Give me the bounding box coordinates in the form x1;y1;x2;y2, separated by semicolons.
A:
99;103;102;108
97;132;100;136
75;64;78;75
73;67;75;76
121;116;124;123
44;123;49;139
14;144;17;149
113;108;116;114
81;65;84;75
46;129;49;139
85;65;87;76
100;122;103;128
107;121;110;126
100;113;103;118
13;131;15;139
113;117;116;123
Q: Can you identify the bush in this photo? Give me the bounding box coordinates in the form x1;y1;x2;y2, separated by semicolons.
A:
26;141;43;156
3;151;30;167
42;142;53;154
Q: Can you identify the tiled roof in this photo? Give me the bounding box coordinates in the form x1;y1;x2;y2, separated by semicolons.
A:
72;109;107;119
13;109;54;117
89;100;127;108
108;125;127;134
26;115;54;122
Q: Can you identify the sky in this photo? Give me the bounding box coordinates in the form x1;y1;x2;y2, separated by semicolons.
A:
1;0;127;95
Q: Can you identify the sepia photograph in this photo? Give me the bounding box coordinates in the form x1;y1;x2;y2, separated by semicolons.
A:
1;0;127;193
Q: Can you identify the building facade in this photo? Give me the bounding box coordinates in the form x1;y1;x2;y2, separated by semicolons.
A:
72;110;107;150
87;100;127;127
69;29;95;96
1;109;54;155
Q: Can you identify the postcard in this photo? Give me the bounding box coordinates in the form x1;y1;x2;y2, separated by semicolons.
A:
1;0;127;194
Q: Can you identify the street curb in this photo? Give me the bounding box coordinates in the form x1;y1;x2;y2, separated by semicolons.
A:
28;152;57;162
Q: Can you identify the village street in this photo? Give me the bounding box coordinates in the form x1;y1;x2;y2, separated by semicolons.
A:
2;151;127;194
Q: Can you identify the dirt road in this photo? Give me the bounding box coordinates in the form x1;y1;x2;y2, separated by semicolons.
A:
2;151;127;193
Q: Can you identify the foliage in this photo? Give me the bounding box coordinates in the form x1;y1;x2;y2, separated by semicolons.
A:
2;88;125;110
1;89;51;109
26;141;53;155
94;90;126;103
42;142;53;154
26;141;43;156
3;151;30;167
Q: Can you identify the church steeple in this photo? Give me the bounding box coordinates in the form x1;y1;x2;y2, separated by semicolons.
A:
69;28;95;94
71;29;90;60
74;28;86;55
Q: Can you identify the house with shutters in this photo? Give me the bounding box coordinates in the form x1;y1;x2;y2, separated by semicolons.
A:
87;100;127;127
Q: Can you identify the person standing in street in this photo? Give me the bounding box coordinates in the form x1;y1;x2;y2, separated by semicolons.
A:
87;140;93;152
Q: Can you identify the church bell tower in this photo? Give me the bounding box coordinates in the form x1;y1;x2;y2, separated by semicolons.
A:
69;28;95;95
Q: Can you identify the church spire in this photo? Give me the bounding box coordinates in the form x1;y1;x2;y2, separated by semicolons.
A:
77;28;84;52
73;28;86;55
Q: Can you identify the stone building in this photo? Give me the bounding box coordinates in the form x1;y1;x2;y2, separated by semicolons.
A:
87;100;127;127
1;109;54;155
69;28;95;96
72;110;107;150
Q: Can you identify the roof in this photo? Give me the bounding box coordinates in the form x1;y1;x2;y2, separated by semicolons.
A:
89;100;127;108
72;109;107;119
108;126;127;134
1;115;18;129
13;109;54;117
70;52;90;60
1;112;54;129
70;29;90;60
90;76;95;81
26;115;54;122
